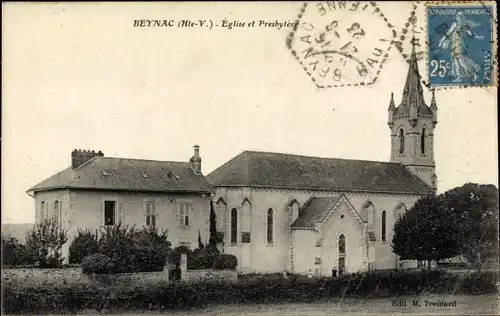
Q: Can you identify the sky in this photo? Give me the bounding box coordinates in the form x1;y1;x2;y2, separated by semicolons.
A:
2;2;498;224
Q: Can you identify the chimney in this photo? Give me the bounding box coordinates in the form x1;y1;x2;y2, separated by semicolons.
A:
71;149;104;169
189;145;202;174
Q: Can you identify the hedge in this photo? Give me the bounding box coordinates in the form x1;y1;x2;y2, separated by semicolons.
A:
2;263;81;269
170;246;238;271
2;270;497;314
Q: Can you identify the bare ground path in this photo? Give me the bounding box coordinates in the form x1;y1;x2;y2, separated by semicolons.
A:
86;293;498;316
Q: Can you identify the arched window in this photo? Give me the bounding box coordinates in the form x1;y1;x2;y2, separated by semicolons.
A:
267;208;274;244
421;127;426;154
381;210;387;242
230;208;238;244
339;234;346;254
399;129;405;154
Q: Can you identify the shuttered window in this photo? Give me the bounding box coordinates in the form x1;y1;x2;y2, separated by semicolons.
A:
179;202;191;227
146;201;156;228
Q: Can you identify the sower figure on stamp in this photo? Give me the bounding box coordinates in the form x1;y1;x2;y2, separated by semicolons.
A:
438;12;484;82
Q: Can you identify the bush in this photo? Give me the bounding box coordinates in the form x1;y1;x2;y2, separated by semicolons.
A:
185;249;237;270
1;235;36;266
25;217;68;268
69;229;99;264
3;270;497;314
82;254;114;274
95;224;171;274
215;254;238;270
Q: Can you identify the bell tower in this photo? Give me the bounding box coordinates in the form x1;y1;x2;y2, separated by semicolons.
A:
388;45;438;192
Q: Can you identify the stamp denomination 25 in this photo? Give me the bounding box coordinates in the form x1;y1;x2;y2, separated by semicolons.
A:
426;2;497;87
286;1;396;88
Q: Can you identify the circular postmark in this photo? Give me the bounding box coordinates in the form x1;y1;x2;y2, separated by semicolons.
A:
286;2;397;88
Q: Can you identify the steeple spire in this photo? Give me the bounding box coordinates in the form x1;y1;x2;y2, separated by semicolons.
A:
430;90;437;110
402;38;424;105
388;92;395;111
430;90;438;127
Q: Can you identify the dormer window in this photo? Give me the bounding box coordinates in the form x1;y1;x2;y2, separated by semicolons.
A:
101;171;109;177
141;173;148;178
175;175;181;181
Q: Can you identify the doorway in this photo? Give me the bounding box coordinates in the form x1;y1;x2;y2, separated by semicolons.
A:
338;257;345;275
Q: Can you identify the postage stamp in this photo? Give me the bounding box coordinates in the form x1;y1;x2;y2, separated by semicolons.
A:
286;1;398;89
426;2;497;87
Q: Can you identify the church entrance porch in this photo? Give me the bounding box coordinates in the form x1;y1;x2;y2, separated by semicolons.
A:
290;194;368;276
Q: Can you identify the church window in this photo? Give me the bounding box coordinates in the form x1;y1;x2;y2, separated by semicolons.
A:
267;208;274;244
339;234;346;254
230;208;238;244
399;128;405;154
381;210;387;242
421;127;426;154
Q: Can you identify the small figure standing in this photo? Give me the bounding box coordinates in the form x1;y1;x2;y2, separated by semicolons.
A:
308;269;313;279
331;266;337;278
282;270;288;279
339;267;344;276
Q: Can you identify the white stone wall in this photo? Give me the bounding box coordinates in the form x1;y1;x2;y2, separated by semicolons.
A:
33;190;210;261
214;187;422;274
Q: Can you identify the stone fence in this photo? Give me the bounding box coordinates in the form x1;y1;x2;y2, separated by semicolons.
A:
2;266;169;287
3;253;237;286
179;253;238;283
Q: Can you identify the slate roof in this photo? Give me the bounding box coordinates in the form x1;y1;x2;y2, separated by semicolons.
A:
206;151;432;195
291;196;342;229
28;157;212;194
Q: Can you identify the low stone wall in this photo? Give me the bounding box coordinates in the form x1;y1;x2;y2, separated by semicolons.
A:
2;267;169;286
182;269;238;283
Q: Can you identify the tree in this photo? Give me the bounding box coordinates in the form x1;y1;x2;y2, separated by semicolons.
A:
1;235;35;266
208;199;218;247
392;194;461;269
68;229;99;264
197;230;204;250
441;183;499;267
25;217;68;268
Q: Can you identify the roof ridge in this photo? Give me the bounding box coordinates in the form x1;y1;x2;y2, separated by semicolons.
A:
317;195;343;223
244;150;398;165
100;156;191;165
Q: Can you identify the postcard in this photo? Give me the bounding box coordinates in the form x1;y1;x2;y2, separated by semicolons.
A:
2;2;498;315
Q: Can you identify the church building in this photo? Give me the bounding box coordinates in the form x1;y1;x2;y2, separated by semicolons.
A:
206;49;438;275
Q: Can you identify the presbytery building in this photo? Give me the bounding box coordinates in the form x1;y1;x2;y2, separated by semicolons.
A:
28;146;212;261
